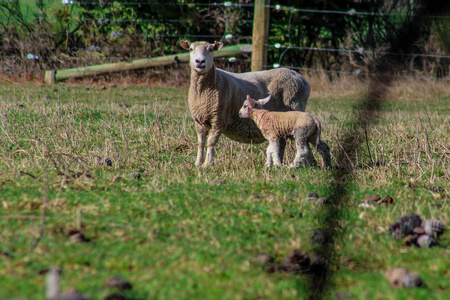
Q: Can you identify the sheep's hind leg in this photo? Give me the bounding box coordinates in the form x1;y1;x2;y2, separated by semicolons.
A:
194;123;207;167
317;139;332;169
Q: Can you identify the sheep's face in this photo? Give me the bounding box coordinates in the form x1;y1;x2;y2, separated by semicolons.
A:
181;41;223;74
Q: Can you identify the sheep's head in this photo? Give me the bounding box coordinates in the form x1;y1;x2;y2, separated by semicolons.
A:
180;40;224;74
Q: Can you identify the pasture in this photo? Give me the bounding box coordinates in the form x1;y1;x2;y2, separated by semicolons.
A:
0;78;449;299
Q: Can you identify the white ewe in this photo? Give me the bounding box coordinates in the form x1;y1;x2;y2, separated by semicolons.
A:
180;40;311;167
239;95;331;169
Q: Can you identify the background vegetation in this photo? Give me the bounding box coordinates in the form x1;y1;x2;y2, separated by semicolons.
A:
1;0;449;81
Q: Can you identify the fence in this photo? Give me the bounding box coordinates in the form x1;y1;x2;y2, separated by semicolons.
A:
1;0;449;82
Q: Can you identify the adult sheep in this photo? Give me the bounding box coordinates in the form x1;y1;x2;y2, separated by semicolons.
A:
180;40;311;167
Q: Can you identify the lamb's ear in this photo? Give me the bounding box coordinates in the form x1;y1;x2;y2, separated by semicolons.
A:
180;40;191;50
247;95;255;108
257;95;272;106
208;41;224;52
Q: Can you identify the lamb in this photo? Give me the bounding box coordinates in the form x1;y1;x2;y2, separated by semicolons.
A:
180;40;311;167
239;95;331;169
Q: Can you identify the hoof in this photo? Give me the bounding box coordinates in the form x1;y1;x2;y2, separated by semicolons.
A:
289;162;304;168
202;162;214;168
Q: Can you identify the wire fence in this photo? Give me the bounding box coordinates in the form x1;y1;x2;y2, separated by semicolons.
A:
3;0;450;18
1;0;449;81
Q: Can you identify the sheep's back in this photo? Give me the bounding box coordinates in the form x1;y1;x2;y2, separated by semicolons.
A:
222;68;310;112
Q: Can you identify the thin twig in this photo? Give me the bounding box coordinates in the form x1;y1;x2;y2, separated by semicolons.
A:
19;171;37;179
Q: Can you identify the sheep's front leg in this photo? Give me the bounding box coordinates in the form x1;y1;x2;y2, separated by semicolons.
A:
203;128;223;167
266;137;282;167
194;122;207;167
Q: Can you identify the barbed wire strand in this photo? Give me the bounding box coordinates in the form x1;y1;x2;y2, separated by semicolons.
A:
1;0;449;19
269;44;450;59
268;64;450;81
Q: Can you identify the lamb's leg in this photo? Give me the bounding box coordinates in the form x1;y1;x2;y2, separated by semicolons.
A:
304;143;317;167
267;137;282;167
265;145;273;167
292;139;317;168
304;142;317;167
203;129;222;167
194;123;207;167
292;140;305;167
317;139;332;169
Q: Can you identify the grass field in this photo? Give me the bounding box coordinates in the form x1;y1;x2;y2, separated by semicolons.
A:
0;78;449;299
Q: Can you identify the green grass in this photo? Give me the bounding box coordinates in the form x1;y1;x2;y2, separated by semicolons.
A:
0;83;449;299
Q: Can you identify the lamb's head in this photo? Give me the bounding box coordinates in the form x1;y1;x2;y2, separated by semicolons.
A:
239;95;272;118
239;95;255;118
239;95;268;118
180;40;224;74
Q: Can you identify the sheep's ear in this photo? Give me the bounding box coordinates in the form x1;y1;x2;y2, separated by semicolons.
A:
257;95;272;106
208;41;224;52
180;40;191;50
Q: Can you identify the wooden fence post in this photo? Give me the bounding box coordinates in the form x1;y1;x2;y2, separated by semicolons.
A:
44;70;56;85
252;0;270;71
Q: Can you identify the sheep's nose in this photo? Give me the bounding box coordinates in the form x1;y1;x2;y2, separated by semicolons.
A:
195;59;205;64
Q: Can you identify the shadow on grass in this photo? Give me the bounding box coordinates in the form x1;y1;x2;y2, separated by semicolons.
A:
303;1;450;298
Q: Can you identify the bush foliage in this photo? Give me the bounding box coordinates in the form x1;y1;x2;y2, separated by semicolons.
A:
0;0;448;78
